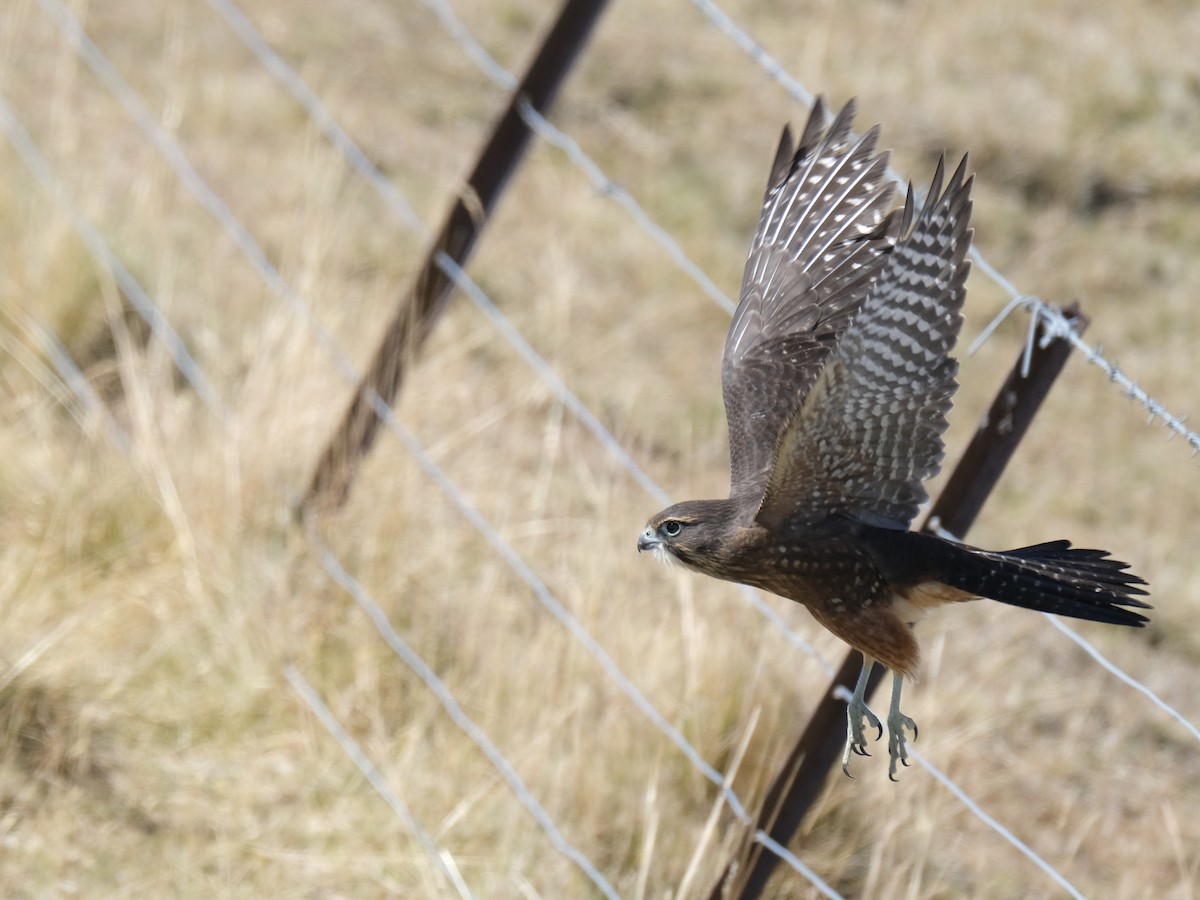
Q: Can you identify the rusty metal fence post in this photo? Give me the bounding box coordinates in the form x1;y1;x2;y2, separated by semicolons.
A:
303;0;610;513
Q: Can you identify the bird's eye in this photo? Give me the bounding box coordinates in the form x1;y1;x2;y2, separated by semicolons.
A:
662;520;683;537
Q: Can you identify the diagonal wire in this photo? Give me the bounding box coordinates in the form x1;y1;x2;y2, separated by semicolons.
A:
32;0;358;385
687;0;1200;455
970;295;1200;454
302;526;622;899
201;0;425;235
20;309;132;453
0;274;131;453
284;665;476;900
908;747;1085;900
1046;616;1200;743
512;95;735;315
0;92;230;423
411;0;735;314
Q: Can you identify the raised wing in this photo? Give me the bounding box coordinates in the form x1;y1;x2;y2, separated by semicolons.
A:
723;99;898;508
755;154;974;531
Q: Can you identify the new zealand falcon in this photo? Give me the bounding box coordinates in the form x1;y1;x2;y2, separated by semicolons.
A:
637;98;1149;779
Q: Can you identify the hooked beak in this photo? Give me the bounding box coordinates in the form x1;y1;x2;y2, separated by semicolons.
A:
637;528;659;553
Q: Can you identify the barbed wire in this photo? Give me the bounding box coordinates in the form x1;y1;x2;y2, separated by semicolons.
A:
971;295;1200;453
411;0;735;314
688;0;1200;456
1048;616;1200;743
283;665;475;899
907;746;1085;900
0;94;230;424
300;533;622;899
0;88;508;892
309;513;847;899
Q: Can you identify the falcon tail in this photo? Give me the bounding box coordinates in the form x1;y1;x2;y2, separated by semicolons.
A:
934;539;1150;626
862;529;1151;626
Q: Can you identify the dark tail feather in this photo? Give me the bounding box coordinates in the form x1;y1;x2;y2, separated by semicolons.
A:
860;529;1151;626
941;539;1150;626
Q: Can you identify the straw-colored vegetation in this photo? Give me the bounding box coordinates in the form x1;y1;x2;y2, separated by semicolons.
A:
1;0;1198;895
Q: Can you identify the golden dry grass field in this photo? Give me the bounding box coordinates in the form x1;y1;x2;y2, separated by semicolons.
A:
1;0;1199;896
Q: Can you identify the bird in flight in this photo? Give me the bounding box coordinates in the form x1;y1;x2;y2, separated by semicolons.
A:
637;98;1149;779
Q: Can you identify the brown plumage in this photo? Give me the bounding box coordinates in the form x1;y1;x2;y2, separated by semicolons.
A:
637;98;1149;778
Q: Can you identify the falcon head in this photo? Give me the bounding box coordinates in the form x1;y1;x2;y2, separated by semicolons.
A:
637;499;740;577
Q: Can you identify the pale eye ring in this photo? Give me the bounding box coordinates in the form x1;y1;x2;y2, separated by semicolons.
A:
662;521;683;537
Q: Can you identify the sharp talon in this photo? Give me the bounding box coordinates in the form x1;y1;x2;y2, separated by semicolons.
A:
888;770;899;784
874;722;883;742
844;658;882;777
912;722;919;741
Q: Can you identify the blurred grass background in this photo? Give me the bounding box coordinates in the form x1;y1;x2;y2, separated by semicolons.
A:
1;0;1198;896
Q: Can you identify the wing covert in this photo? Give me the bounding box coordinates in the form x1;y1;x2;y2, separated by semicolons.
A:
722;99;898;509
755;154;975;530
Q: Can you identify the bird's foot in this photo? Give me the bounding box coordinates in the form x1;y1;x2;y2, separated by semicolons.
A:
886;709;918;782
841;697;882;777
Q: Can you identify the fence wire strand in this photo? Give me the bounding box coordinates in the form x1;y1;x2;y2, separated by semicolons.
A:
1047;616;1200;744
0;92;230;424
297;537;623;899
688;0;1200;455
908;747;1086;900
413;0;736;313
0;299;131;452
284;665;476;900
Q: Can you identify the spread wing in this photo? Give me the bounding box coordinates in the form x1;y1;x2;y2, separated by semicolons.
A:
755;154;975;531
722;98;898;510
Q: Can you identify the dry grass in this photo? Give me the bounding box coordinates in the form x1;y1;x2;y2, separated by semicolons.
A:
1;0;1198;895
